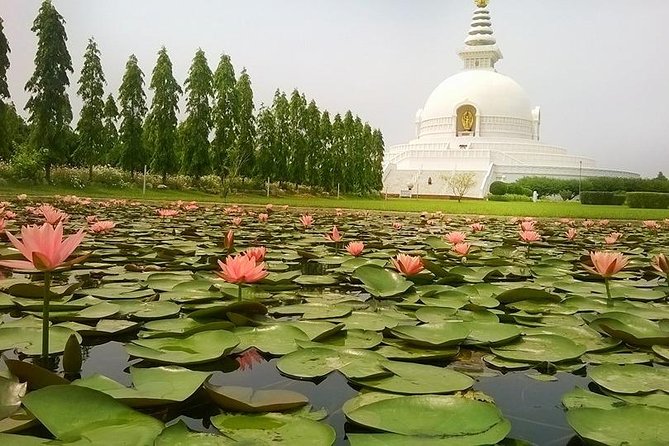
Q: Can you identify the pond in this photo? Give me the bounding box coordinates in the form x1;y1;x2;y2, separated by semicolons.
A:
0;197;668;445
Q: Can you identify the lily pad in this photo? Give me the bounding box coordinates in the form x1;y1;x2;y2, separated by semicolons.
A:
352;361;474;394
390;323;470;348
352;265;413;298
490;334;586;363
126;330;239;365
589;364;669;394
205;384;309;413
276;347;388;380
567;406;669;445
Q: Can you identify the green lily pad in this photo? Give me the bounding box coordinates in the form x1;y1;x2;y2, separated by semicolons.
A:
205;384;309;413
155;420;237;445
490;334;586;363
344;394;510;443
390;323;470;348
233;325;309;355
210;412;336;446
22;385;163;445
463;322;522;346
352;361;474;394
589;364;669;394
293;275;338;286
589;312;669;346
352;265;413;298
276;347;388;380
567;406;669;445
126;330;239;365
0;374;26;420
0;327;81;356
73;366;211;407
561;387;623;411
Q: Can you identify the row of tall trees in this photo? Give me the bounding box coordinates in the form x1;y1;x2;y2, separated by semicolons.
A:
0;1;384;193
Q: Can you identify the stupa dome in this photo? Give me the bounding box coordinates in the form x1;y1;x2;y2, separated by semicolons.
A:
421;70;533;121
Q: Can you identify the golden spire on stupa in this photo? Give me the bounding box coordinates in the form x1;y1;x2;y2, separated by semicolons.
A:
475;0;489;8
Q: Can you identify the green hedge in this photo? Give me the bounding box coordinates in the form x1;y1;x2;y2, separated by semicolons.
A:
580;191;627;206
488;194;532;202
489;181;507;195
627;192;669;209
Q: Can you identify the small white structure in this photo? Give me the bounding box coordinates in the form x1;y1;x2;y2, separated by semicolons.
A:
383;0;638;198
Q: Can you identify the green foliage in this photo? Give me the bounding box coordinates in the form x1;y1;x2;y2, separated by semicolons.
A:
10;143;45;183
146;47;182;183
516;176;669;198
487;194;532;202
198;174;222;194
231;69;255;178
75;38;106;178
24;0;73;181
580;191;626;206
626;192;669;209
118;54;147;176
181;49;212;179
0;17;9;100
489;181;507;196
102;94;119;164
211;54;237;178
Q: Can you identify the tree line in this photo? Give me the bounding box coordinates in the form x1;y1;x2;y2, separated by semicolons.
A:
0;1;384;194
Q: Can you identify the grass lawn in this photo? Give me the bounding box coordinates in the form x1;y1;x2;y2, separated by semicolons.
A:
2;183;669;220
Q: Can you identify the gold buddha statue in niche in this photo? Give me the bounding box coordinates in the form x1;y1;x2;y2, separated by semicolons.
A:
461;110;475;132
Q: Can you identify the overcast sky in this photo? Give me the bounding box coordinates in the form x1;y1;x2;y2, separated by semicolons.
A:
2;0;668;177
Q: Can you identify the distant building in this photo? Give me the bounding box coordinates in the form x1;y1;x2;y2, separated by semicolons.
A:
383;0;638;198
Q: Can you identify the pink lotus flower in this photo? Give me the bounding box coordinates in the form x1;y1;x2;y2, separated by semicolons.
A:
582;220;595;228
565;228;578;241
39;204;69;225
90;221;116;234
0;219;5;233
265;203;274;212
444;231;467;245
604;232;623;245
236;348;264;371
470;223;485;233
300;214;314;228
245;246;267;262
86;215;98;224
652;254;669;276
324;226;343;242
258;213;269;223
4;211;16;220
184;204;199;211
223;230;234;252
393;222;402;230
391;253;424;276
585;251;630;278
157;209;179;218
644;220;660;231
16;194;28;201
519;230;542;243
216;254;268;284
519;221;536;231
232;217;243;226
452;243;471;256
346;241;364;257
335;208;343;217
598;220;610;227
509;217;519;225
0;223;86;271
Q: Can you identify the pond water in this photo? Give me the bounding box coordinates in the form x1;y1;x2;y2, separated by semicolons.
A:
1;198;668;445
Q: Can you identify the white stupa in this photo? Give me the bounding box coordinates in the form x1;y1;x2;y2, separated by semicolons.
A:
383;0;638;198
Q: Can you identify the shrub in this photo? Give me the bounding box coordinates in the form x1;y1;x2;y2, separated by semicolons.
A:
559;189;575;201
489;181;507;195
580;191;626;206
487;194;532;202
198;175;222;194
627;192;669;209
506;183;532;197
10;144;45;184
93;165;129;188
51;166;89;189
166;175;192;191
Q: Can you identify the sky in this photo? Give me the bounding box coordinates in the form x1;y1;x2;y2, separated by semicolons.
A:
2;0;668;177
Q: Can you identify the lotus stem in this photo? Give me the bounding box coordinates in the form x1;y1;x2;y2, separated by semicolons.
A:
604;278;613;307
42;271;51;362
238;284;243;302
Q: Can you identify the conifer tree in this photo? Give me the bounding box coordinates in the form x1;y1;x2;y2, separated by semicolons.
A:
303;100;321;186
255;105;276;182
287;90;307;184
0;17;11;160
24;0;73;181
371;128;385;190
145;47;181;184
341;111;356;192
75;37;106;179
232;68;256;178
330;113;345;192
211;54;237;179
102;94;119;164
318;110;333;190
273;91;291;184
118;54;147;178
181;49;212;180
